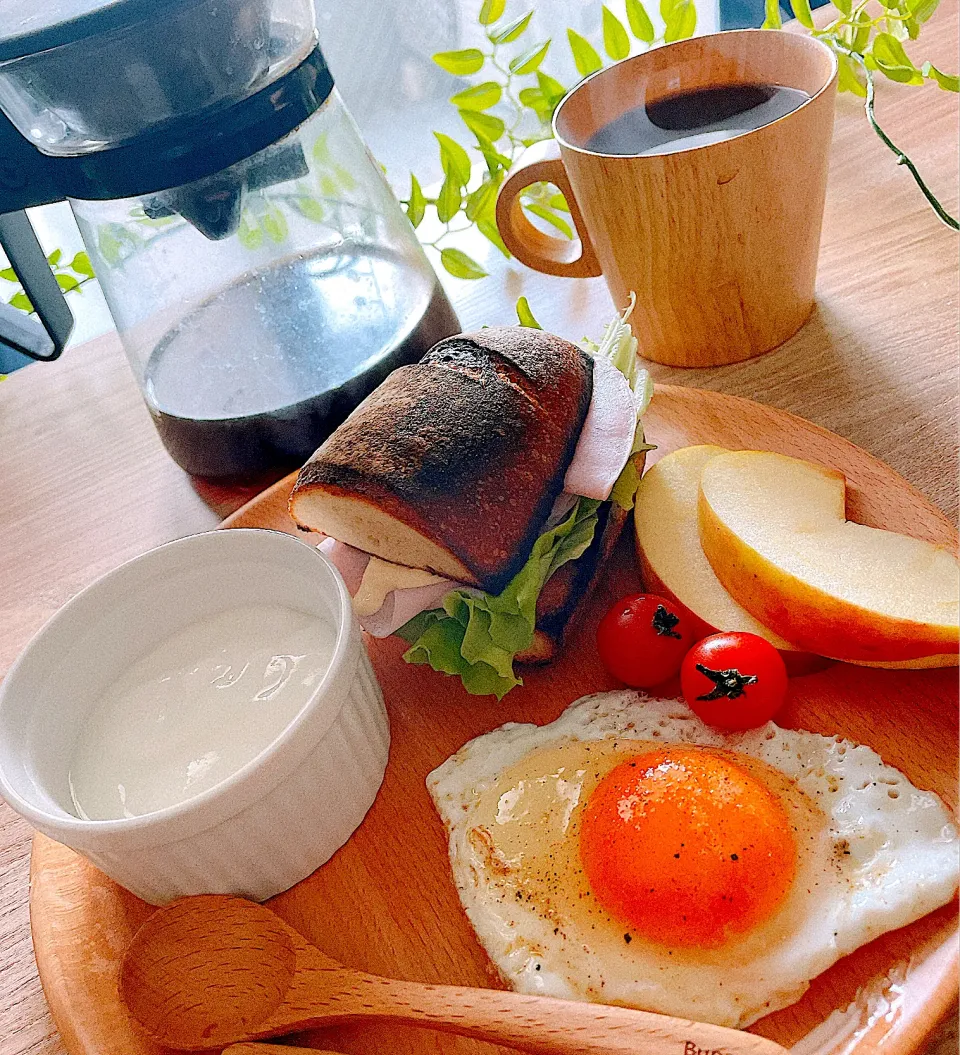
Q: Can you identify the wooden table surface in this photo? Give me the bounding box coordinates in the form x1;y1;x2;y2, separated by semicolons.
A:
0;10;957;1053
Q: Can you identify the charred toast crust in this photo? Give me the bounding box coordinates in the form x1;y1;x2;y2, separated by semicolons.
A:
293;328;593;593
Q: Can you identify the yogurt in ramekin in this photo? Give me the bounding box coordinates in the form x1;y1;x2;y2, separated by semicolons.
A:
0;528;389;904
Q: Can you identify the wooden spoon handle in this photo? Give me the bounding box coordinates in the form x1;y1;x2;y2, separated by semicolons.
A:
223;1047;349;1055
280;970;788;1055
223;1047;349;1054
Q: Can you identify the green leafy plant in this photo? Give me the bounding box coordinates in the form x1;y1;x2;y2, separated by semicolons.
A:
405;0;706;279
0;249;95;314
3;0;955;319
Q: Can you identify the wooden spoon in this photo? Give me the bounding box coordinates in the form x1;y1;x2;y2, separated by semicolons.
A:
120;895;789;1055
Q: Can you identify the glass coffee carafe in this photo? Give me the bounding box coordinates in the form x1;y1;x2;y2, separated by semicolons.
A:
0;0;459;478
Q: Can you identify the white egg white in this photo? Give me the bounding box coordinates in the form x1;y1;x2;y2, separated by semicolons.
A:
427;691;959;1028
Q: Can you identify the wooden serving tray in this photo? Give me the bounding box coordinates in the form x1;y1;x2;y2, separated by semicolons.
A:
29;386;958;1055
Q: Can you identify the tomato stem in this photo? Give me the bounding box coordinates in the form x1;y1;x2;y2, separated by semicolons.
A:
652;605;681;639
694;664;758;700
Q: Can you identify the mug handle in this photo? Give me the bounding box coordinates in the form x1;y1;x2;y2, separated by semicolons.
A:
495;139;602;279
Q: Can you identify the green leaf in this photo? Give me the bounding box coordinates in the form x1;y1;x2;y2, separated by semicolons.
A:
477;140;512;173
478;141;513;174
490;10;533;43
439;247;488;279
871;31;924;83
292;195;326;223
602;6;630;60
318;173;339;196
478;219;510;256
761;0;783;29
55;273;80;292
312;132;332;165
662;0;697;41
466;177;501;223
625;0;655;42
237;215;264;250
790;0;815;29
567;28;603;77
905;15;920;38
333;163;357;192
518;85;547;118
837;52;868;96
96;225;130;266
510;40;551;75
70;251;94;277
923;61;959;90
585;304;654;510
262;207;288;243
0;267;17;282
908;0;940;22
402;498;600;697
434;131;472;186
525;202;574;238
516;296;542;328
478;0;506;25
46;248;62;266
406;174;426;228
432;48;485;75
436;175;463;223
9;291;33;312
549;192;570;211
610;424;655;510
831;0;852;13
450;81;502;111
851;10;872;52
536;71;568;111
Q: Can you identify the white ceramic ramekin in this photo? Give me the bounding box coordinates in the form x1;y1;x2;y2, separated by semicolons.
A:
0;528;389;905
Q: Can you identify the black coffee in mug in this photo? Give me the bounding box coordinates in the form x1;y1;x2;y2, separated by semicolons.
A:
585;83;810;156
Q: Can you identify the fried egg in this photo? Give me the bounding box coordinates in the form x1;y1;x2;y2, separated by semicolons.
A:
427;692;959;1028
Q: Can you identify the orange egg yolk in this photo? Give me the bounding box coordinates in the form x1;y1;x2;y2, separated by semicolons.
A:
579;748;797;949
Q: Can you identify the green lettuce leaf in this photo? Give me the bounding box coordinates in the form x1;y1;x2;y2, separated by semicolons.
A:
399;498;602;698
589;295;655;511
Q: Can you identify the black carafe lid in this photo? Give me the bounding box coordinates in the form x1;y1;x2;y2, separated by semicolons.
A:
0;0;333;212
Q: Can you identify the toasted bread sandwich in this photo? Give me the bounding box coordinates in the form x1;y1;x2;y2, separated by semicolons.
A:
290;306;652;697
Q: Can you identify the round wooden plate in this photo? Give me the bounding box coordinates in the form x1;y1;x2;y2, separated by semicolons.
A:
29;385;958;1055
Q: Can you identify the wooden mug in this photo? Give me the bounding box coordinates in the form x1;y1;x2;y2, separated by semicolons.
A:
496;30;838;367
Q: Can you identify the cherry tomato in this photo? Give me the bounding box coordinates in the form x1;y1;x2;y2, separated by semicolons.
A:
597;593;695;688
680;632;788;730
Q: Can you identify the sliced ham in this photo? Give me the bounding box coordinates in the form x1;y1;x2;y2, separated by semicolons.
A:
563;353;638;501
318;537;459;638
360;579;457;638
318;536;369;594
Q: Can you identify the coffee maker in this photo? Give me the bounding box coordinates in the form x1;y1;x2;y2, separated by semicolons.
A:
0;0;459;477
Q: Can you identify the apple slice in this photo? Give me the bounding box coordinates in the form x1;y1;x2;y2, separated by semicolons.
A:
634;445;822;673
697;450;960;663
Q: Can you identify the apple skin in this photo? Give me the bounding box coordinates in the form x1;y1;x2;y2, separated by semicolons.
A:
697;463;960;664
850;653;958;669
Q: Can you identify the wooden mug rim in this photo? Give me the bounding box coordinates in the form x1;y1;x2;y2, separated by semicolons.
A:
552;28;839;160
